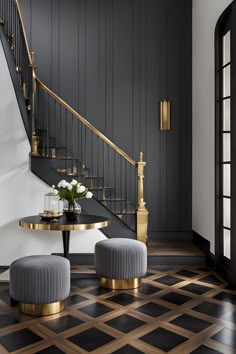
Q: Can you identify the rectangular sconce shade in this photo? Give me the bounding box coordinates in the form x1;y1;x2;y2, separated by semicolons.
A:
160;100;170;130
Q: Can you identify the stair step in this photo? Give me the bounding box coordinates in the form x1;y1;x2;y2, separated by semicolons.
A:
39;146;66;150
116;210;136;215
85;176;104;188
56;168;86;177
100;198;127;202
90;186;113;191
32;153;78;161
147;242;206;265
52;156;79;160
85;176;104;179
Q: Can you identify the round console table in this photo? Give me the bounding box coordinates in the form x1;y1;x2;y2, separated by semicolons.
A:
19;214;110;259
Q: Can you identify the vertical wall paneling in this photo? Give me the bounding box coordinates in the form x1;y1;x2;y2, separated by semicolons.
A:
105;0;113;138
98;0;106;134
19;0;192;241
78;0;86;117
51;0;59;93
113;0;133;155
167;0;181;229
159;0;168;230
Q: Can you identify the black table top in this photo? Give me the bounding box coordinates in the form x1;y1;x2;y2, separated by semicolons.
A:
19;214;110;231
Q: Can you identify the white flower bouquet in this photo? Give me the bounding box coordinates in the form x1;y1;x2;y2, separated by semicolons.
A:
49;179;93;217
53;179;93;203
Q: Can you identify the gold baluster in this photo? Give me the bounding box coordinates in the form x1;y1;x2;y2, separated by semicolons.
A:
136;152;149;245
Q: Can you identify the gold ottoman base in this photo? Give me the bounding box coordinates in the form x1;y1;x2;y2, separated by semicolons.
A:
19;300;64;316
101;277;142;289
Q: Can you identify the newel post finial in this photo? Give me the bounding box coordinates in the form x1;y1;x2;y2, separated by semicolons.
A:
136;152;149;245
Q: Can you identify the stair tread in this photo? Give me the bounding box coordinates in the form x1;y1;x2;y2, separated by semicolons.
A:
52;156;78;160
100;198;126;202
90;186;113;190
67;173;86;177
56;169;86;177
39;146;66;150
116;210;136;215
32;154;78;160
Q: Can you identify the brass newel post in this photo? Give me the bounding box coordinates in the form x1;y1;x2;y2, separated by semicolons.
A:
30;49;39;155
136;152;149;245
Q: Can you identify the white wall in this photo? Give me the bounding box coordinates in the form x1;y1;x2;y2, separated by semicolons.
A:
0;41;106;265
192;0;232;253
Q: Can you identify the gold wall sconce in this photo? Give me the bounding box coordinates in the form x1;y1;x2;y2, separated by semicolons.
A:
160;100;170;130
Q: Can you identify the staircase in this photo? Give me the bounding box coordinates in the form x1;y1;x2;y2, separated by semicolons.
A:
0;0;148;243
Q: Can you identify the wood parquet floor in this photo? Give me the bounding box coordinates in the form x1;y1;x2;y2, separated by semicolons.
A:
0;266;235;353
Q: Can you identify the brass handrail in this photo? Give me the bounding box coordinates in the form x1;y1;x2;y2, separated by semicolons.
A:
36;77;136;166
15;0;32;65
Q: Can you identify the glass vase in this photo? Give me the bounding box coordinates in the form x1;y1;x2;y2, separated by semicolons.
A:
63;200;81;221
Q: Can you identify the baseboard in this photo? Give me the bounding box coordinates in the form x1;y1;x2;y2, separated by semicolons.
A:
148;231;193;242
193;231;216;267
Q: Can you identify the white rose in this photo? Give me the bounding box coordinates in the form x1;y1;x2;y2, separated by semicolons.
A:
67;184;73;191
86;191;93;198
58;179;67;188
77;185;86;193
71;179;77;186
48;187;58;195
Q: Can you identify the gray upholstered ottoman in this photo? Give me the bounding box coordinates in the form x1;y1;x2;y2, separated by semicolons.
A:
10;255;70;316
95;238;147;289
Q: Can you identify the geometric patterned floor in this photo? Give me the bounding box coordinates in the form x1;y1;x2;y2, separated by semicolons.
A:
0;266;235;353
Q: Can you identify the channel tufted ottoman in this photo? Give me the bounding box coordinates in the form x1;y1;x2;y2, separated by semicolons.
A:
95;238;147;289
9;255;70;316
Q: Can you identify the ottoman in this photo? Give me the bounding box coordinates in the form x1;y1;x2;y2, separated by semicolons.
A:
95;238;147;289
10;255;70;316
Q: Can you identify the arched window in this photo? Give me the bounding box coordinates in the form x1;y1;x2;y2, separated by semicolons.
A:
215;2;235;284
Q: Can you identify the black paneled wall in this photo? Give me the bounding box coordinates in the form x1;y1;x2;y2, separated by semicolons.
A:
19;0;192;241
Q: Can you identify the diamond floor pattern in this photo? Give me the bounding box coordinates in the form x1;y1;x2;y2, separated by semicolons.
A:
0;265;234;353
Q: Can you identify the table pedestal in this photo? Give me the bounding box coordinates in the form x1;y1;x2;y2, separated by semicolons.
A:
62;231;70;259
